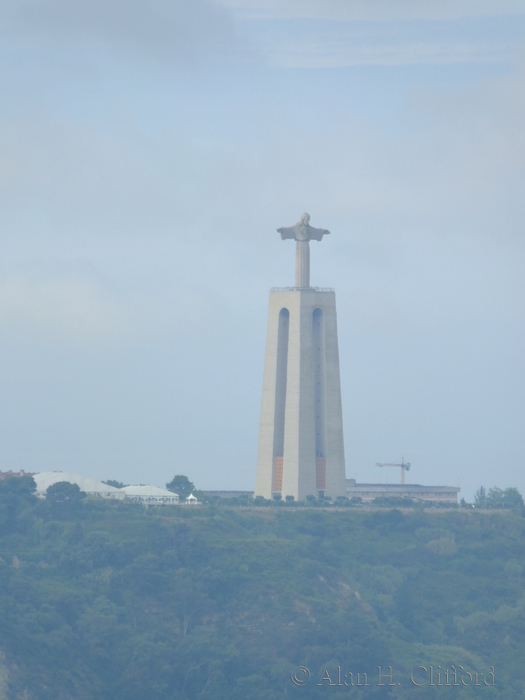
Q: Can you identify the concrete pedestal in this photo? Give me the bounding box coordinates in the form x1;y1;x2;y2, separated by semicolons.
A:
255;287;346;501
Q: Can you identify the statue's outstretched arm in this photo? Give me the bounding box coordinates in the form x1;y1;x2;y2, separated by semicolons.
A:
306;226;330;241
277;226;297;240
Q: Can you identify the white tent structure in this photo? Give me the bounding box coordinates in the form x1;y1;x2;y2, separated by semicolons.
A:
120;485;179;505
33;472;125;500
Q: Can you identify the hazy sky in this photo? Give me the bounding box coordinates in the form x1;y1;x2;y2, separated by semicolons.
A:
1;0;524;499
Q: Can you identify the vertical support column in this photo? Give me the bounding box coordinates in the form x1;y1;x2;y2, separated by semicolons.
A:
321;293;347;500
313;308;326;496
255;292;293;499
281;292;317;501
272;309;289;493
295;240;310;288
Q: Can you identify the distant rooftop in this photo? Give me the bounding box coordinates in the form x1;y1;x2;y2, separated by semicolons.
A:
0;470;34;480
201;490;254;499
347;482;460;492
121;485;178;498
33;472;125;499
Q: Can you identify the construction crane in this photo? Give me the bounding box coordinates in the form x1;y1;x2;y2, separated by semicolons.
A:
376;458;411;485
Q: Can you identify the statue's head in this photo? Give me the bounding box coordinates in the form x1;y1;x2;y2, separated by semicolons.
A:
298;213;310;226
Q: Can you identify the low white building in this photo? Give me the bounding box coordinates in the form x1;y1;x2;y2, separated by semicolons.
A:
120;485;179;505
33;472;125;499
346;479;460;503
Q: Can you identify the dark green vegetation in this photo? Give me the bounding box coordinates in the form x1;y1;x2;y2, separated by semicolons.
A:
474;486;523;509
1;477;524;699
166;476;195;501
103;480;127;490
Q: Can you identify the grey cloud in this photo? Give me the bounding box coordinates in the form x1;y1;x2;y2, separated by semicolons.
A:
265;40;511;68
225;0;523;68
0;0;239;63
221;0;525;21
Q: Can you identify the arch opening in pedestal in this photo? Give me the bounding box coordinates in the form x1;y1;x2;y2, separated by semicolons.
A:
313;307;326;496
273;308;289;494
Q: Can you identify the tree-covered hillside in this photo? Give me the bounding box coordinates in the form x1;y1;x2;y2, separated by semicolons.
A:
0;477;524;699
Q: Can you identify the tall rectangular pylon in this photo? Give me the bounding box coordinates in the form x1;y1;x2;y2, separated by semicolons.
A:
255;286;347;501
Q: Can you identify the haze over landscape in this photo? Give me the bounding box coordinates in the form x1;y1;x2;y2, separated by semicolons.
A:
1;0;524;499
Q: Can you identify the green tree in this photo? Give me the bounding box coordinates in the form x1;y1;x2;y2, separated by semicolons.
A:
166;475;195;500
46;482;86;519
102;479;127;489
474;486;486;507
486;487;504;507
0;475;37;534
486;487;523;509
502;487;524;509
